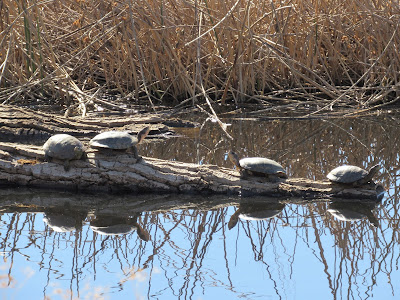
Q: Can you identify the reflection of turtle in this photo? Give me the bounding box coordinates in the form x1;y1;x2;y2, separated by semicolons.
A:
327;165;379;186
327;201;379;227
43;134;85;171
90;215;149;241
228;202;285;229
89;127;150;160
43;211;86;232
228;151;287;181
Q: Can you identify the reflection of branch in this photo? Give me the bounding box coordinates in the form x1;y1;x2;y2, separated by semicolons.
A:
0;187;397;299
286;202;390;299
178;211;222;299
309;206;334;294
221;209;234;289
240;219;283;299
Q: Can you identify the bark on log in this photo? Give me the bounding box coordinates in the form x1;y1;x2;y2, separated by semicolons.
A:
0;105;174;142
0;142;383;201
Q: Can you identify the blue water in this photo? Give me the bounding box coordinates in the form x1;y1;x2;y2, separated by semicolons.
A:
0;189;397;300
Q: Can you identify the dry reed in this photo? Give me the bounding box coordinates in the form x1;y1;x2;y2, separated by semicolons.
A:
0;0;399;111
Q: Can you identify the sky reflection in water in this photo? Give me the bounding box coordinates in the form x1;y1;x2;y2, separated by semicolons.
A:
1;116;399;299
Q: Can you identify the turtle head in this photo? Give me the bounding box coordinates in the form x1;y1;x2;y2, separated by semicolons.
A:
73;146;84;160
137;127;151;144
360;164;380;184
227;150;241;169
368;164;380;178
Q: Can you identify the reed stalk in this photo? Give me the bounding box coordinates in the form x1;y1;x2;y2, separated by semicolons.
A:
0;0;399;109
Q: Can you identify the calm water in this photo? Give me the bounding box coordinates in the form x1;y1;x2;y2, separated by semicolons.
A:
1;115;399;300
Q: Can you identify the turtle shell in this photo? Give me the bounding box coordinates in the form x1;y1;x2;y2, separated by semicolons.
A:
43;213;77;232
327;202;379;226
43;134;84;160
327;208;366;222
327;165;368;183
90;216;137;236
239;203;285;221
90;224;136;236
89;131;137;150
239;157;286;175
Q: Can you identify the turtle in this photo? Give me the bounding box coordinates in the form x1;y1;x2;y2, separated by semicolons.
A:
43;134;85;171
327;164;379;186
89;126;150;160
228;150;287;181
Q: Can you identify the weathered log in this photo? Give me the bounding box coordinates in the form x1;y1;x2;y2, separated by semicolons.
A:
0;105;175;142
0;142;382;200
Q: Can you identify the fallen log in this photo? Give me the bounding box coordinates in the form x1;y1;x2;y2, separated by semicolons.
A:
0;142;383;200
0;105;178;142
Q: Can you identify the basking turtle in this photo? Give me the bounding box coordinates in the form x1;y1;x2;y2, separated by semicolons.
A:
228;150;287;181
327;164;379;186
43;134;85;171
89;127;150;160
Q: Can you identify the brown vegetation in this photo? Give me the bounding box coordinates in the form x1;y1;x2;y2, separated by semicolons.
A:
1;0;399;112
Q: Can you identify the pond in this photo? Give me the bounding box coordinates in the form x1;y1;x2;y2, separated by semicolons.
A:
0;115;399;299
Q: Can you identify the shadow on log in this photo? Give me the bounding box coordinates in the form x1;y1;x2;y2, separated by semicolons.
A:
0;142;383;201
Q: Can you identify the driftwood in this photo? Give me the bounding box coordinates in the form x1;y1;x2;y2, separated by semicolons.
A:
0;142;383;201
0;105;175;142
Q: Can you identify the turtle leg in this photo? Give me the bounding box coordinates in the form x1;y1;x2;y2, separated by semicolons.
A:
44;154;52;162
276;171;288;179
132;146;142;162
63;160;71;172
104;149;114;156
80;151;88;161
240;170;248;179
266;174;274;182
268;174;282;183
73;146;84;160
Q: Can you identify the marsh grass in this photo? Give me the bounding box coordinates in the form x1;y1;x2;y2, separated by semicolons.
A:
0;0;399;112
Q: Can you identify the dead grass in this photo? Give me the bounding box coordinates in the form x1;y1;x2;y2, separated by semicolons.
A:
0;0;399;113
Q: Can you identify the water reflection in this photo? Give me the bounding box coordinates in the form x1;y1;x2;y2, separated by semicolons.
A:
0;186;396;299
327;201;379;226
228;202;285;229
43;210;86;232
90;214;150;241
